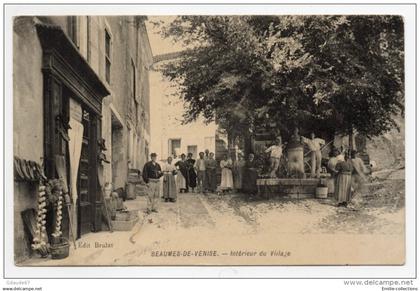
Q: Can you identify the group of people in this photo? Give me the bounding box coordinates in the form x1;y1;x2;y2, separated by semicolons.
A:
141;151;261;213
264;131;326;179
141;140;370;213
327;148;370;207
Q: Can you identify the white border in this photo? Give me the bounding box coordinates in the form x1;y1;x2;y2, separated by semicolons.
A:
2;2;416;279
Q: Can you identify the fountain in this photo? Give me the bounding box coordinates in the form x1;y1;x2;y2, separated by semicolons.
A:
256;128;329;199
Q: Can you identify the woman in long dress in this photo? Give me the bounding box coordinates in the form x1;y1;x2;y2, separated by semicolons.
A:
220;154;233;192
335;152;353;207
243;153;259;195
233;153;245;192
175;153;188;193
162;156;177;202
350;150;370;195
326;148;340;195
186;153;197;192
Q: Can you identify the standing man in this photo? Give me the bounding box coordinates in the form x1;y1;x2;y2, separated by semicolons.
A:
205;152;217;192
265;136;283;178
195;152;207;193
142;153;163;214
302;132;325;178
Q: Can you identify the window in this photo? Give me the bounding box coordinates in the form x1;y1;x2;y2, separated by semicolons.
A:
68;16;79;47
130;60;138;121
145;141;149;163
169;139;181;157
105;29;111;84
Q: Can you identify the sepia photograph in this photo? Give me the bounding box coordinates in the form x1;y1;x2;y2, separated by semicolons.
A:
11;12;407;269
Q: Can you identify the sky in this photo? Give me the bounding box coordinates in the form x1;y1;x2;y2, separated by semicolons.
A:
146;16;217;159
145;16;184;56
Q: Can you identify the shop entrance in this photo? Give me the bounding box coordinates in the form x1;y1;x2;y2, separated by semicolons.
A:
77;108;95;237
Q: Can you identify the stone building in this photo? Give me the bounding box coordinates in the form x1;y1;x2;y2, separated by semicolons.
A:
13;16;153;262
150;57;218;160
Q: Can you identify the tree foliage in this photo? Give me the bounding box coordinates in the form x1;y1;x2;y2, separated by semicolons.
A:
154;15;404;141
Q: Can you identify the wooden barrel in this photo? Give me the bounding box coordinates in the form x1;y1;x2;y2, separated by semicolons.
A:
315;186;328;198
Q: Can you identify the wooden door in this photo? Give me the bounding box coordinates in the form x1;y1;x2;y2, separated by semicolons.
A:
77;108;93;237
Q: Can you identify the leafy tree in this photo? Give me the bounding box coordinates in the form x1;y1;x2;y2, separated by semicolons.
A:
154;15;404;149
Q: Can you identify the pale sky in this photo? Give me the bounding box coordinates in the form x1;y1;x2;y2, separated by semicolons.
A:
145;16;184;56
146;16;217;158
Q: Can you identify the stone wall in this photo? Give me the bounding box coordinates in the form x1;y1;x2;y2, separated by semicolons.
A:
13;17;45;263
13;16;153;262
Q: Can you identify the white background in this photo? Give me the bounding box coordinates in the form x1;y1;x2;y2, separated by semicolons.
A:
1;0;417;289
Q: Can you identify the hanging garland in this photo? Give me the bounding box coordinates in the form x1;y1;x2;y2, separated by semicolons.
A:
31;183;49;256
52;186;63;239
31;178;65;256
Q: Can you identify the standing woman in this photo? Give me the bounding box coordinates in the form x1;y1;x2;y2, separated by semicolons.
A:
175;153;188;193
326;148;340;195
162;156;177;202
350;150;370;195
233;153;245;192
335;151;354;207
220;154;234;193
186;153;197;193
243;153;258;195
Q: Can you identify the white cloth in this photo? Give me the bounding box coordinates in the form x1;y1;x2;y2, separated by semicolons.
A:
302;137;325;152
176;172;186;189
68;118;84;204
337;154;345;162
265;145;283;158
162;162;176;173
220;159;233;189
327;157;339;172
194;158;206;171
172;157;181;191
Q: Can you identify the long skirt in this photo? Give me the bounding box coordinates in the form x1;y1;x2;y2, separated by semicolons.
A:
220;168;233;189
206;169;217;192
163;174;177;199
243;168;258;194
233;168;243;190
188;169;197;189
327;175;336;194
335;173;352;202
176;172;187;190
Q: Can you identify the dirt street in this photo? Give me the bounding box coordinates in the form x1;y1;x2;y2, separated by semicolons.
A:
24;170;404;266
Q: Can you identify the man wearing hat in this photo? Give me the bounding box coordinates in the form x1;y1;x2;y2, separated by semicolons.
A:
142;153;163;213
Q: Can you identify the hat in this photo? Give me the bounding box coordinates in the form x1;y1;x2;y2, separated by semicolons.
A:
150;153;157;157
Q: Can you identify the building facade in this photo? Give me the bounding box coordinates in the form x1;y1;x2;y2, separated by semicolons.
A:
149;68;218;160
13;16;153;262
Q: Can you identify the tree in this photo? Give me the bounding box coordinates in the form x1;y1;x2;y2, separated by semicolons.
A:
154;15;404;149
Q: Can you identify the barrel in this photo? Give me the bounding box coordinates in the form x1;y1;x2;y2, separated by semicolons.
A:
315;186;328;199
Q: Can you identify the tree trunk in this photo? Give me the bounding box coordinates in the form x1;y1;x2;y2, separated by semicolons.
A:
244;130;252;156
348;128;354;151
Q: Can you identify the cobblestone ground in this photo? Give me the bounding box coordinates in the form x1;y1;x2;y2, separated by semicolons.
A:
24;171;404;266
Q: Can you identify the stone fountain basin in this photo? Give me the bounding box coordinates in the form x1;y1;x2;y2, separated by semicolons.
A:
256;178;330;199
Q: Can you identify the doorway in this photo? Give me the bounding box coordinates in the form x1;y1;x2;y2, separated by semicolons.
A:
111;112;124;188
77;108;94;237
